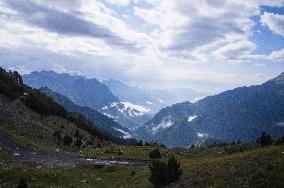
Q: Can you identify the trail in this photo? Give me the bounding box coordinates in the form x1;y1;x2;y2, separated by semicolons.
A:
0;132;147;168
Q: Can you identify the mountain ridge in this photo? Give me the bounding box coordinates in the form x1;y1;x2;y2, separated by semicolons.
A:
136;72;284;147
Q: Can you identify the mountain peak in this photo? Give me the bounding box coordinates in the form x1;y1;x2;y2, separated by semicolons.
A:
272;72;284;83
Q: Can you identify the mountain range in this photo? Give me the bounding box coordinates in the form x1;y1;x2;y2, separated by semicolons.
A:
136;72;284;147
39;87;133;140
23;71;151;129
104;79;207;114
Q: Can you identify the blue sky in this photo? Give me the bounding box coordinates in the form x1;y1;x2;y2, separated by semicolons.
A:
0;0;283;93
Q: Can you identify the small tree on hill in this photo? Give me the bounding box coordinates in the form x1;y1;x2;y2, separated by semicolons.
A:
63;135;73;146
149;148;161;159
16;178;28;188
149;155;182;188
258;132;273;147
237;139;242;144
136;140;143;146
167;155;183;183
149;160;168;188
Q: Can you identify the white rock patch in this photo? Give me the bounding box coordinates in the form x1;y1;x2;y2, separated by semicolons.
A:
188;115;197;122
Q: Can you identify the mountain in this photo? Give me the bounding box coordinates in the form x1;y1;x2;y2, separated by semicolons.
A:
103;79;165;114
0;68;110;151
103;79;207;114
39;87;133;139
23;70;118;109
23;71;151;129
136;72;284;147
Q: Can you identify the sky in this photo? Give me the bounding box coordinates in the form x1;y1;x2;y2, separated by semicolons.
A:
0;0;284;93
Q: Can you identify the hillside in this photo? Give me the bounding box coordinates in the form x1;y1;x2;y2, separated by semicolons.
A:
0;68;112;151
137;72;284;147
39;87;135;142
23;71;151;129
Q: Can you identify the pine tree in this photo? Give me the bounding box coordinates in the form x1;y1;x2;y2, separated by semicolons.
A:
259;132;273;147
149;148;161;159
167;155;183;183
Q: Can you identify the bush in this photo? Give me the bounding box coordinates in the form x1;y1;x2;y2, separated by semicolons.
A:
23;89;68;117
275;134;284;145
149;155;182;188
16;178;28;188
149;160;168;188
63;135;73;146
258;132;273;147
0;68;25;99
149;148;161;159
136;140;143;146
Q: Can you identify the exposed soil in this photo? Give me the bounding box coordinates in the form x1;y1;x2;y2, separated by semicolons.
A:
0;132;147;168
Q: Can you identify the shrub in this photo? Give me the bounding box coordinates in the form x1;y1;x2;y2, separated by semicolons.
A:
23;89;68;117
63;135;73;146
0;68;25;99
167;155;183;183
149;155;182;188
149;160;168;188
149;148;161;159
16;178;28;188
258;132;273;147
75;138;83;148
136;140;143;146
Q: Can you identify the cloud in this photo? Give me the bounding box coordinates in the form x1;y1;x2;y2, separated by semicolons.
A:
3;0;139;50
105;0;132;6
213;40;284;62
261;12;284;37
135;0;284;60
0;0;283;93
134;0;259;56
213;41;257;60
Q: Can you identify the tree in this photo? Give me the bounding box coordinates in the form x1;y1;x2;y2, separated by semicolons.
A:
167;155;183;183
149;155;182;188
16;178;28;188
136;140;143;146
149;160;168;188
75;138;82;148
258;132;273;147
63;135;73;146
237;139;242;144
149;148;161;159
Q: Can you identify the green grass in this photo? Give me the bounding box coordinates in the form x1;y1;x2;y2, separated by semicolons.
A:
83;145;170;161
0;157;150;188
0;99;101;152
172;145;284;187
0;144;283;187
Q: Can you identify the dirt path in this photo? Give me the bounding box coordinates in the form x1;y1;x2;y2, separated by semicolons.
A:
0;132;147;167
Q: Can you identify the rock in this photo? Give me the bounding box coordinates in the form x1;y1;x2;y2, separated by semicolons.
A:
81;180;88;184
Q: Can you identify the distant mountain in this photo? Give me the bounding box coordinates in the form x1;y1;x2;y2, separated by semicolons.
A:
103;79;165;113
40;87;133;139
104;79;207;114
136;72;284;147
23;71;150;129
24;70;118;109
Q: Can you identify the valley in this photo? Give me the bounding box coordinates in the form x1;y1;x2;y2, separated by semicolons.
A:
0;67;284;187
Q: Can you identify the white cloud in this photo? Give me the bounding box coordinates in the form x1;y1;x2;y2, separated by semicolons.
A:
105;0;131;6
213;40;284;62
213;41;257;60
261;12;284;37
0;0;283;93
